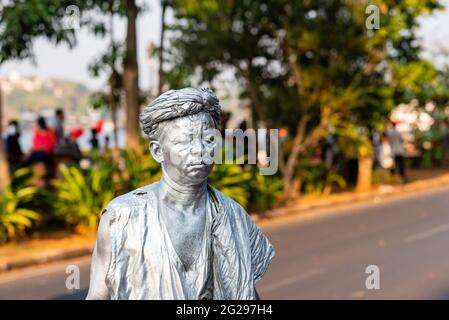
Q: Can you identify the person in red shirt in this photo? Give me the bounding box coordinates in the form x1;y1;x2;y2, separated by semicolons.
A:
23;116;56;181
31;116;57;153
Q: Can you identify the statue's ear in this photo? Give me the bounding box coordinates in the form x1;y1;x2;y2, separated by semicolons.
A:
149;140;164;163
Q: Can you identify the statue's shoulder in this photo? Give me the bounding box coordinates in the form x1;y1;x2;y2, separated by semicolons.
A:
208;185;248;215
104;181;160;216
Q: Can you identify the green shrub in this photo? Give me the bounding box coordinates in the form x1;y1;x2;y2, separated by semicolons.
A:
208;163;252;208
413;125;447;168
51;163;116;234
296;159;346;195
119;149;161;192
0;168;40;244
208;163;283;212
248;169;283;212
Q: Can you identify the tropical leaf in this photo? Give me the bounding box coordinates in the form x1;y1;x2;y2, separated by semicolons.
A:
50;162;117;234
0;169;40;243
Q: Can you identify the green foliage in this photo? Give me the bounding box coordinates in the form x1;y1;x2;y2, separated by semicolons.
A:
0;0;148;63
413;122;447;168
391;60;449;106
208;163;252;208
89;39;125;110
164;67;194;90
336;124;374;159
120;149;162;192
247;169;283;212
0;0;92;62
51;163;116;234
167;0;446;192
296;159;347;196
208;163;283;212
0;168;40;244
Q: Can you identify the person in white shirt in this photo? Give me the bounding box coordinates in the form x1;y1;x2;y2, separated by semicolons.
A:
386;121;406;181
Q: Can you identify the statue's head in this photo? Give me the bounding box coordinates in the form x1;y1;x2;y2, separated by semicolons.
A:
140;88;221;186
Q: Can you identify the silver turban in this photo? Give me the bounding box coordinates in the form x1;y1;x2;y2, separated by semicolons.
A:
139;87;221;138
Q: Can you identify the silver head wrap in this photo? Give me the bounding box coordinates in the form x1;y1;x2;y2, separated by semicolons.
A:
139;87;221;139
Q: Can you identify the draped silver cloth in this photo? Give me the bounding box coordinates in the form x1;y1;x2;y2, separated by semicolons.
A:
101;182;275;300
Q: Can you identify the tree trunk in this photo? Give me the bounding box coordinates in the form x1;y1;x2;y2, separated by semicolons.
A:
0;83;10;193
246;78;260;129
108;5;119;158
109;74;119;152
279;40;308;196
124;0;141;155
285;41;305;96
280;118;324;196
281;117;307;194
241;63;260;129
158;1;167;95
280;41;327;197
356;143;373;192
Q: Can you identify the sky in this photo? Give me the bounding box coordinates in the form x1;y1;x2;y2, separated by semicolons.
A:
0;0;163;90
0;0;448;91
416;0;449;68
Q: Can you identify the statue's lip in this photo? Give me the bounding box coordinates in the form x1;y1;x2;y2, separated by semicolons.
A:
188;163;207;167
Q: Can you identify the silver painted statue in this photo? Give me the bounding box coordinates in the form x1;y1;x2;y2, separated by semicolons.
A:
86;88;275;300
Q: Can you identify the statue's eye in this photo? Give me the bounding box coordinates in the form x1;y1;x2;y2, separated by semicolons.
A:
171;133;193;144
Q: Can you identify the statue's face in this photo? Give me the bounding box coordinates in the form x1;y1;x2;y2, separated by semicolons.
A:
154;112;217;185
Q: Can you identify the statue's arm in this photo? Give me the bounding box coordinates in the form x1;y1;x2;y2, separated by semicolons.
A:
243;207;275;291
86;211;112;300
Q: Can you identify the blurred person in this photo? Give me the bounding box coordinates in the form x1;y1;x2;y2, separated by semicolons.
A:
379;132;394;183
322;130;338;169
54;134;82;163
104;135;110;152
23;116;57;179
5;120;24;170
95;119;103;135
386;121;406;181
69;129;82;162
372;132;381;168
89;128;99;150
443;119;449;166
31;116;57;153
51;129;83;180
54;108;65;144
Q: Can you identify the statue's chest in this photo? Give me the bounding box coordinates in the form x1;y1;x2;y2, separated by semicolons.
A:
161;209;207;269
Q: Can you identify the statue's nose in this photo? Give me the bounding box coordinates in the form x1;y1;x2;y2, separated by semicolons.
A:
190;138;204;156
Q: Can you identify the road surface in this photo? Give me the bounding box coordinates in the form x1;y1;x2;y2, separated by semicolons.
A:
1;185;449;299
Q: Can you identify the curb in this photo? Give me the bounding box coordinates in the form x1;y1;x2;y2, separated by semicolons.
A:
252;174;449;222
0;246;94;273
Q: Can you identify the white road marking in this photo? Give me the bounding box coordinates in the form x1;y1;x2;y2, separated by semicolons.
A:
403;223;449;244
259;268;325;293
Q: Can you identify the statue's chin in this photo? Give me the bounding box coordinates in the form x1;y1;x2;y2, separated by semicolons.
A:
182;169;210;184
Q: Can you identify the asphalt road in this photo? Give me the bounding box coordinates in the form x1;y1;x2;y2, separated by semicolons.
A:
1;185;449;300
